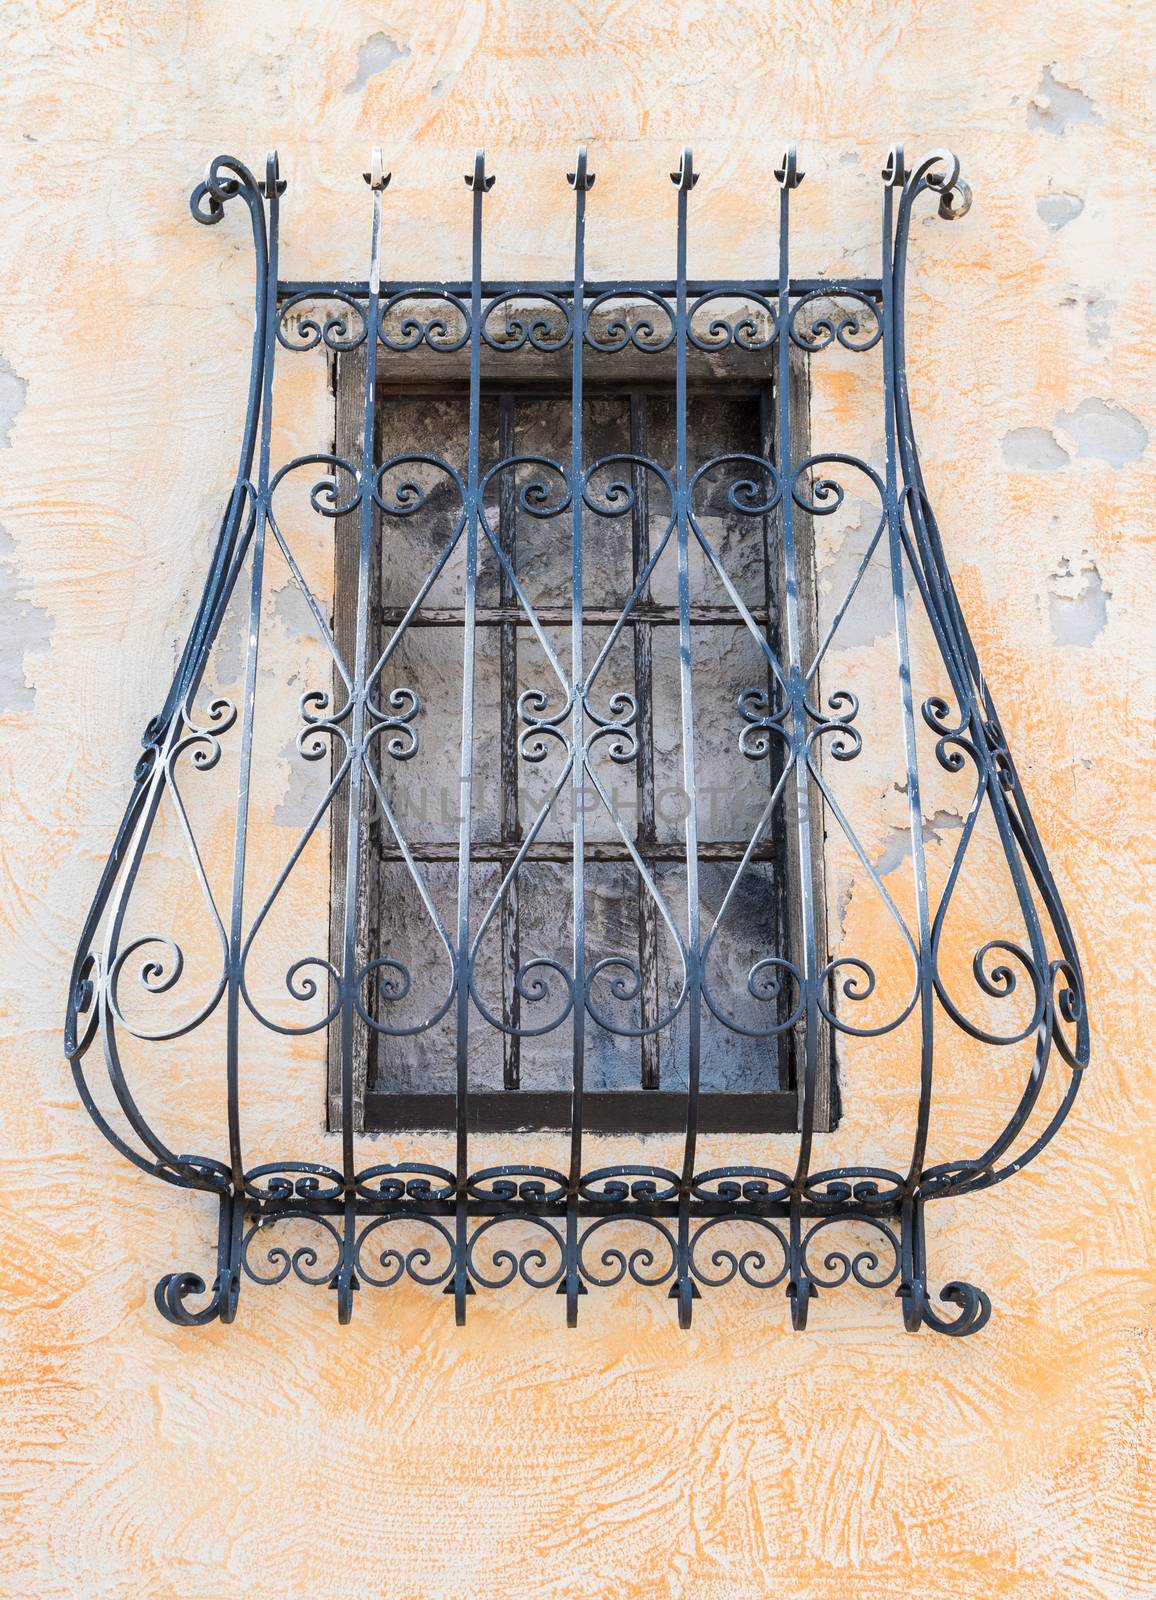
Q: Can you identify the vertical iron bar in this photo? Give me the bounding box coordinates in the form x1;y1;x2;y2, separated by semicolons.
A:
340;162;384;1183
565;148;593;1326
881;162;935;1192
333;151;389;1322
899;1191;926;1330
498;393;522;1088
672;148;701;1329
452;152;492;1323
329;347;372;1131
225;157;281;1206
760;385;791;1090
364;391;385;1121
773;149;821;1215
630;393;661;1090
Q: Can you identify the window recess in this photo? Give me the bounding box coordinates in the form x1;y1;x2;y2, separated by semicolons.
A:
68;146;1088;1337
329;371;835;1139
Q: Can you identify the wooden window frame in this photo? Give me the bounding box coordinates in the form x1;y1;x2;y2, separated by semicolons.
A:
327;345;835;1137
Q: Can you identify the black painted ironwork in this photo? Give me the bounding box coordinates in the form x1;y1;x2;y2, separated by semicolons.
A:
66;144;1088;1336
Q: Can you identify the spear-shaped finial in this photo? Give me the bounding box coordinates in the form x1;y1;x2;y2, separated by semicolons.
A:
465;149;495;192
669;146;699;191
567;145;595;191
362;147;392;191
774;144;804;189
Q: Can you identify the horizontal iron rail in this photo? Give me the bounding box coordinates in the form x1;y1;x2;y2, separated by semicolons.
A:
250;1194;859;1220
378;604;774;628
377;840;776;864
378;380;782;398
363;1089;798;1134
279;276;884;301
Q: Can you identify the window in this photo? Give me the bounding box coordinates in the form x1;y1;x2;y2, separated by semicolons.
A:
328;348;835;1136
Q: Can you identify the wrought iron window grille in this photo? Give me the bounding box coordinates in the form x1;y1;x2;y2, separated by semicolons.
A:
66;143;1088;1337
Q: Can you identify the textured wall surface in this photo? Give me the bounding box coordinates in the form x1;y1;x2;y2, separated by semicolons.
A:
1;3;1154;1596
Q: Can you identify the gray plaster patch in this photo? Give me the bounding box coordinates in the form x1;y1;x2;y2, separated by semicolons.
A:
1084;293;1112;346
1026;65;1103;134
1002;426;1069;472
346;32;411;93
1062;290;1113;346
835;877;854;933
272;579;335;823
1047;554;1109;647
1054;398;1148;468
206;593;246;687
1036;193;1084;232
273;578;322;641
0;525;53;713
816;501;911;647
0;355;27;448
876;809;963;878
274;733;330;828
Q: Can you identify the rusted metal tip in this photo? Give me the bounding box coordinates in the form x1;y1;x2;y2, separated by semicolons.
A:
938;176;972;220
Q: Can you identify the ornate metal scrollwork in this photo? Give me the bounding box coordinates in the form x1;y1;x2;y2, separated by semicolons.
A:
67;141;1087;1337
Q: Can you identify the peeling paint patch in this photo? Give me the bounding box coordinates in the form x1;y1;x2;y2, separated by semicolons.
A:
273;579;322;645
876;810;963;877
274;736;328;827
207;595;246;687
1054;398;1148;468
1036;193;1084;231
1002;426;1069;471
834;877;854;932
0;354;27;448
1062;290;1114;346
1027;65;1103;134
1004;401;1145;473
0;368;34;718
1084;292;1113;346
0;525;53;713
817;502;910;647
345;32;411;93
1048;553;1109;647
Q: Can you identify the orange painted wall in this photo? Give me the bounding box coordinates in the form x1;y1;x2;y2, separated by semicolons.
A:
1;3;1153;1595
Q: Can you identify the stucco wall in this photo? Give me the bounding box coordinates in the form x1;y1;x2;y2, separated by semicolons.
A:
2;3;1154;1596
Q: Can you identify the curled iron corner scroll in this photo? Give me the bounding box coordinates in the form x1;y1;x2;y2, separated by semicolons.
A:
156;1190;245;1327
